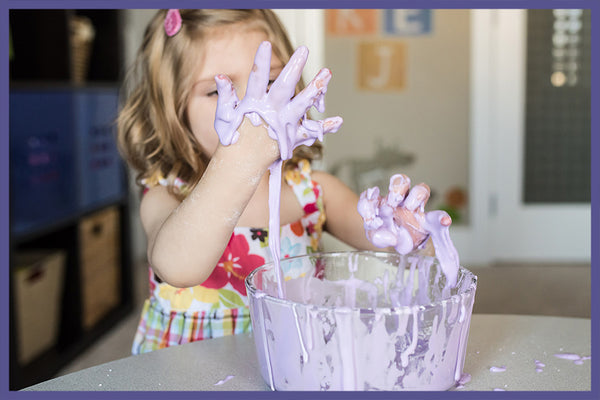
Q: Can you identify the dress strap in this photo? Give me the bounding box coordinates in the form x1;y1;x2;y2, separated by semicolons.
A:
284;159;323;215
141;171;190;196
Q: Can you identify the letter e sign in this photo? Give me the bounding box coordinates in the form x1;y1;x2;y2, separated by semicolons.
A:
357;41;407;92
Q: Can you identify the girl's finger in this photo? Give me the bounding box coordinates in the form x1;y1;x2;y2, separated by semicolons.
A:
215;74;239;108
387;174;411;207
246;41;271;100
268;46;308;105
298;119;322;141
214;74;242;145
320;116;343;134
295;116;341;145
403;183;431;212
291;68;332;115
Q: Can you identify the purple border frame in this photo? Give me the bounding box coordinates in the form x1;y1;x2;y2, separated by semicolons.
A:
2;1;597;400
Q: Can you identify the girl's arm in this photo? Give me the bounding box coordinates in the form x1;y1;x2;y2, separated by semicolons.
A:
142;42;341;288
141;120;279;288
316;170;438;257
312;170;385;251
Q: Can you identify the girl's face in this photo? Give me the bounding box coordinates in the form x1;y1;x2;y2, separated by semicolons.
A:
187;24;284;157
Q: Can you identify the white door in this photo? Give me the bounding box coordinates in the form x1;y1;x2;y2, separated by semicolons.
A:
274;10;325;91
467;9;591;264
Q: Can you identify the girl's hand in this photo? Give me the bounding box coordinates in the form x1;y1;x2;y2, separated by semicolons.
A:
214;41;343;160
357;174;449;255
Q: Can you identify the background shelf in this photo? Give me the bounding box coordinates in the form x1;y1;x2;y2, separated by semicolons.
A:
9;9;133;390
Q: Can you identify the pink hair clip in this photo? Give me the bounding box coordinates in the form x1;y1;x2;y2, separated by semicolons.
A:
164;9;182;37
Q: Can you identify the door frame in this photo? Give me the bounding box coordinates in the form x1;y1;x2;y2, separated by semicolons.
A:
452;9;591;265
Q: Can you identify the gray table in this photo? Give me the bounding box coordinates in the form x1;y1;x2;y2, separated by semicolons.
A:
25;314;591;391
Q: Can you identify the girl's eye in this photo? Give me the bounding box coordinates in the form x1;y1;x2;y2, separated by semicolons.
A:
206;79;275;97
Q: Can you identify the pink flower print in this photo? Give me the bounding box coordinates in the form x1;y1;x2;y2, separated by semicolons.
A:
311;182;320;199
204;234;265;295
149;268;157;293
304;202;318;214
305;221;316;236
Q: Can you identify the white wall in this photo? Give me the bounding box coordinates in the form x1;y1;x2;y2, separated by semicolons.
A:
323;10;470;215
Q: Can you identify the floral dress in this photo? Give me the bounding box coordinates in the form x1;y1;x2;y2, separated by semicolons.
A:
132;160;326;354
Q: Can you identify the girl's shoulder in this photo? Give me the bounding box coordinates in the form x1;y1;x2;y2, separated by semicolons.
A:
309;168;359;208
139;182;181;235
310;169;347;190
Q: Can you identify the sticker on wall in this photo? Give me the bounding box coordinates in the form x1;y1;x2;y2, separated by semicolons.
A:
357;40;407;92
326;9;377;35
383;10;432;35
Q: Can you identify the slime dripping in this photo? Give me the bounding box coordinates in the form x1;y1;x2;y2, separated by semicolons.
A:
214;41;342;297
248;251;477;390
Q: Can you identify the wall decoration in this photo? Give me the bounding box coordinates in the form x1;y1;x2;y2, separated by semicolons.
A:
325;9;377;36
383;10;432;36
357;40;406;92
438;186;468;224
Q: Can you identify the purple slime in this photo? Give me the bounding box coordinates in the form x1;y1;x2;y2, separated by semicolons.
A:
357;174;460;287
214;41;342;297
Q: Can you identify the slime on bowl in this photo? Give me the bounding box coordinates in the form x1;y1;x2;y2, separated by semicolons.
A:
246;251;477;390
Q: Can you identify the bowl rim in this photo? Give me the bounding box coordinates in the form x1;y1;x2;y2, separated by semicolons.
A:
245;250;478;314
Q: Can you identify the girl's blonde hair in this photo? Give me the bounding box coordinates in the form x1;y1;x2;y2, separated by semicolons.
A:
118;9;322;200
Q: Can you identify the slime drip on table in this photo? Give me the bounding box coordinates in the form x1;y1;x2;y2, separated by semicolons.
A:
214;375;235;386
553;353;591;365
214;41;342;298
535;359;545;373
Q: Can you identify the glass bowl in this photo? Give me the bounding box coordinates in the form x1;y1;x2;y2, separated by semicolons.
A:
245;250;477;391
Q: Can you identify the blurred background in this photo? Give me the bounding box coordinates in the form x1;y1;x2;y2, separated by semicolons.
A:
8;9;592;389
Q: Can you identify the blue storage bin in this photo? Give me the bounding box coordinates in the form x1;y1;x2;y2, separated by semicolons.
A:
10;87;127;237
74;88;125;210
10;90;78;236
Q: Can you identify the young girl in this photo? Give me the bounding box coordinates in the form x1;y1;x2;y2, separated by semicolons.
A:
118;9;433;355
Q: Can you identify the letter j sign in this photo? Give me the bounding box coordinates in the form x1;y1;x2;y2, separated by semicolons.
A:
358;40;406;92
